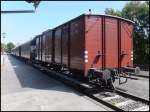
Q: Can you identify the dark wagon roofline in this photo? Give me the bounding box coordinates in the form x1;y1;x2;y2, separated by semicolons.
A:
12;46;18;50
12;45;21;50
42;29;52;34
17;40;32;48
53;14;84;30
83;14;135;24
31;13;134;39
52;14;134;30
13;38;35;49
14;13;134;48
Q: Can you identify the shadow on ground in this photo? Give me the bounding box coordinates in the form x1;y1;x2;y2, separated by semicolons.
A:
7;55;83;95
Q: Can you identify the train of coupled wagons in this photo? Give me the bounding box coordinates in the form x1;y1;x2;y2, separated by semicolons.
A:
11;14;140;90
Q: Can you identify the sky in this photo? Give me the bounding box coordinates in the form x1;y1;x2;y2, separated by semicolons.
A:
1;1;129;45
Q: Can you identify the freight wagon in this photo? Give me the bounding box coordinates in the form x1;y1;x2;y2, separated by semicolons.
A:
11;14;140;90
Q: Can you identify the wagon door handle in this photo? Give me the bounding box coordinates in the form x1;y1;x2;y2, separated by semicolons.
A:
121;51;127;56
96;51;104;57
120;51;127;60
92;51;102;65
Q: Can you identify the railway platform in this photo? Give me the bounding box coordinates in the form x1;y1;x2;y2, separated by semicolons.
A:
114;71;149;100
1;54;111;111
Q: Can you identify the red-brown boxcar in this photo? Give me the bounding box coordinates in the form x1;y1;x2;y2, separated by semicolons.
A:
47;14;134;78
85;15;133;75
35;34;42;61
45;30;53;63
11;46;21;57
20;41;31;59
12;14;135;90
84;15;134;76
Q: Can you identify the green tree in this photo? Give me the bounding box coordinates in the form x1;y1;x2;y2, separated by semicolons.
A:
6;42;15;53
122;1;149;64
122;1;149;38
1;43;6;54
105;1;149;65
105;8;122;17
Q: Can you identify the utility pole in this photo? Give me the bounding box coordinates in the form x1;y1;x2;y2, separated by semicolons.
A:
2;32;6;65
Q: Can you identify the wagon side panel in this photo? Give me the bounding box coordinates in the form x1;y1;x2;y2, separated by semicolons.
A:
70;17;85;71
85;16;102;76
121;22;133;67
54;28;62;64
105;17;118;68
45;31;53;63
62;24;69;67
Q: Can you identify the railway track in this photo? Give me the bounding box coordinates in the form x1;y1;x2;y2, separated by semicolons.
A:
31;63;149;111
85;88;149;111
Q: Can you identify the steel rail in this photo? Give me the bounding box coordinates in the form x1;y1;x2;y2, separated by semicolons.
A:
115;89;149;104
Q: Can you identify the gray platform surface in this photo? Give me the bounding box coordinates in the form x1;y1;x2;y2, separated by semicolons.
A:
114;74;149;100
1;55;111;111
140;71;149;76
